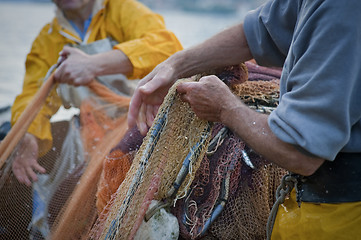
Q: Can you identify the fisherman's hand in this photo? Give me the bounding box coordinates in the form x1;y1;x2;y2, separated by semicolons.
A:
128;62;179;135
12;133;45;186
177;75;239;122
54;46;95;86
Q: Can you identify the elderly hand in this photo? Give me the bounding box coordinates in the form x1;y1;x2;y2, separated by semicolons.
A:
128;61;179;135
177;75;239;123
12;133;45;186
54;46;95;86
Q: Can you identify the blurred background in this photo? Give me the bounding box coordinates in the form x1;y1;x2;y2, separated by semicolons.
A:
0;0;267;121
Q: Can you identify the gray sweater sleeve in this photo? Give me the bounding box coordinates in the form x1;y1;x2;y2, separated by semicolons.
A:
244;0;361;160
243;0;301;67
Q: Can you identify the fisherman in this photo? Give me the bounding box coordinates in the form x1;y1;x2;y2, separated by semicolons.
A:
11;0;182;186
7;0;182;238
128;0;361;238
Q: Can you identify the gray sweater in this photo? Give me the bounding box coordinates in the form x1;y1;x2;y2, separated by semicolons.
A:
244;0;361;160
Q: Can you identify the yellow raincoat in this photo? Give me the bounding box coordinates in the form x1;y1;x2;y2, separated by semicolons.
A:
11;0;182;155
271;189;361;240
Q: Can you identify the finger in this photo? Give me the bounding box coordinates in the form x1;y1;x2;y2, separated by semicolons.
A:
177;82;193;103
61;45;73;55
128;91;142;129
17;169;32;186
179;92;189;103
137;104;148;136
26;166;38;183
146;104;156;128
152;105;160;120
56;55;67;67
73;77;90;87
13;168;27;185
200;75;226;88
55;63;72;84
33;162;46;174
54;63;67;83
199;75;217;82
59;47;70;59
139;73;166;94
23;175;32;187
176;82;193;94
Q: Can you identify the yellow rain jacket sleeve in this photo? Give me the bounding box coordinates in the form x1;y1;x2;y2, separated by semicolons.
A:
11;29;63;156
11;0;183;155
109;0;183;79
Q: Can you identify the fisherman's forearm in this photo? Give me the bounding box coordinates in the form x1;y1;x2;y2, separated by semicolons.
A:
91;49;133;77
220;98;325;176
171;23;253;78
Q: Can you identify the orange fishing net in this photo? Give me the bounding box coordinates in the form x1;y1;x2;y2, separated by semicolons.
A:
95;124;144;215
0;79;131;239
96;149;133;215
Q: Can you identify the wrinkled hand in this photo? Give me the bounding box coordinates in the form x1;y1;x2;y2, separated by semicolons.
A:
128;62;179;135
12;133;45;186
54;46;95;86
177;75;238;122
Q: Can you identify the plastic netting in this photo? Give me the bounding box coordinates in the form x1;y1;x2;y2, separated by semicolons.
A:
0;60;286;240
88;62;286;240
0;79;131;240
90;75;215;240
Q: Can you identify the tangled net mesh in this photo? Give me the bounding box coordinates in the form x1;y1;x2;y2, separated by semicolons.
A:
90;75;214;240
0;60;286;240
0;80;130;240
90;62;286;240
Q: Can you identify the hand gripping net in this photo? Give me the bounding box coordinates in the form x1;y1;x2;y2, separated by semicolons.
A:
0;60;286;240
90;75;215;240
90;62;286;240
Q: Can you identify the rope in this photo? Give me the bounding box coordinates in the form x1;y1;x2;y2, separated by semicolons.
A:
266;173;298;240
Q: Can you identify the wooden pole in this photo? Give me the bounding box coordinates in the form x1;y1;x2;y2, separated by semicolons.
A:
0;73;55;168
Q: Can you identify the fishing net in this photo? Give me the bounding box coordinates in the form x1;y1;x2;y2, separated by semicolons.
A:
88;61;286;240
0;78;131;240
182;61;285;240
0;59;286;240
90;76;215;240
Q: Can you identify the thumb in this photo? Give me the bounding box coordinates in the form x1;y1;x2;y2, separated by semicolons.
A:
139;72;173;95
176;82;192;94
59;45;81;58
59;45;72;56
128;93;142;128
139;79;160;95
